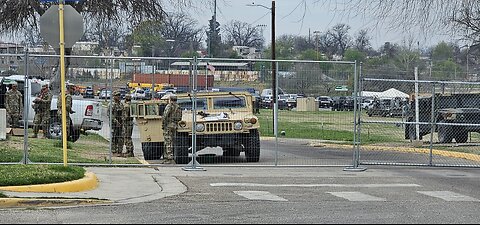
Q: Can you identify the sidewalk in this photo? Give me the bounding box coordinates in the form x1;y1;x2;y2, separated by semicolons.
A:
0;167;187;208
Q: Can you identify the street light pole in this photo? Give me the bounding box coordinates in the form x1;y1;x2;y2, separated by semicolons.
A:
271;0;276;105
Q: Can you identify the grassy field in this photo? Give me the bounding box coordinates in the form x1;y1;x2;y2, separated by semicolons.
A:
0;165;85;187
0;133;140;164
256;109;480;156
257;109;402;144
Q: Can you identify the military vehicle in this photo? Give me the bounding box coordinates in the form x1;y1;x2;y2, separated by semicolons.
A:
131;91;261;163
405;93;480;143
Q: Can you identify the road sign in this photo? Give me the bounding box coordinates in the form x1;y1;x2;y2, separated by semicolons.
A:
40;5;84;48
335;85;348;92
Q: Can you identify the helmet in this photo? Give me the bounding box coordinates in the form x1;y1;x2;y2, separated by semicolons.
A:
169;94;177;102
113;91;121;96
125;94;132;100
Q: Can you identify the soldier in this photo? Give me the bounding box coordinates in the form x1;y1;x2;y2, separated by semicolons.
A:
161;94;182;164
32;84;52;138
109;91;124;156
57;84;75;139
122;94;134;157
5;82;23;128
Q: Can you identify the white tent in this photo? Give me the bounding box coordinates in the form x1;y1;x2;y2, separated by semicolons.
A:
361;88;409;99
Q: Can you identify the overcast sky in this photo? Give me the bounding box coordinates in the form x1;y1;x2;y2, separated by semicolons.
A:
182;0;462;49
0;0;462;50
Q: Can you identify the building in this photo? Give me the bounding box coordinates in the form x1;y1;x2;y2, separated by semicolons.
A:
0;42;25;73
232;46;262;59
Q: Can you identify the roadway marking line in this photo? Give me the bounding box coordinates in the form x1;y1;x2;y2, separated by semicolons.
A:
210;183;421;188
234;191;288;202
327;192;386;202
418;191;480;202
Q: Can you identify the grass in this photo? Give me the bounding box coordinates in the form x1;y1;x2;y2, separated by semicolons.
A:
0;133;140;164
257;109;399;144
0;165;85;187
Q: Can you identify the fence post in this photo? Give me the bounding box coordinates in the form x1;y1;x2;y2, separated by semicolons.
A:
108;58;113;164
274;61;279;166
21;50;31;164
428;83;436;166
183;57;205;171
344;61;367;172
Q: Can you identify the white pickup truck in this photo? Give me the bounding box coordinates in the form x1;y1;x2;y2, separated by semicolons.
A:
0;75;103;142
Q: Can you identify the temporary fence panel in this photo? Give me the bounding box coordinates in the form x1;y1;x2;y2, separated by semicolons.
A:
359;66;480;167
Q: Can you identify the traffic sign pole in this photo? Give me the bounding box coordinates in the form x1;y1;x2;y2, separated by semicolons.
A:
59;1;68;167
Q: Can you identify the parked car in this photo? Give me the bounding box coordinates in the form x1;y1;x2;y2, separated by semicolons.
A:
83;87;94;98
99;90;112;99
132;88;146;100
316;96;333;108
331;96;354;111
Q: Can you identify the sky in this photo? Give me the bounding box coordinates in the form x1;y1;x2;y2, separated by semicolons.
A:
1;0;463;50
181;0;462;50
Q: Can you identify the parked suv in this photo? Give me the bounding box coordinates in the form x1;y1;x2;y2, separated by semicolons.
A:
316;96;333;108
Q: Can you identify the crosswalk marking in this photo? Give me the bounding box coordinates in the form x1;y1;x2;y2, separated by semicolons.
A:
327;192;386;201
418;191;480;202
234;191;288;202
211;183;421;188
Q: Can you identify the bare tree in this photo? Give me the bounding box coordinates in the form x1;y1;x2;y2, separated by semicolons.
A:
224;20;264;49
326;23;352;57
159;13;204;56
354;29;372;54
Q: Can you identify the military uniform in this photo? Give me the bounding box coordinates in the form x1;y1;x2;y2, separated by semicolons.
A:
122;95;134;157
162;95;182;164
5;86;23;128
33;86;52;138
109;91;124;155
57;87;74;139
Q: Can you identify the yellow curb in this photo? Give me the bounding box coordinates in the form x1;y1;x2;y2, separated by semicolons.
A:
0;198;112;208
317;143;480;162
0;172;98;193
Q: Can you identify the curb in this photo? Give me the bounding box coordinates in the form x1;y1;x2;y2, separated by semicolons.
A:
0;172;98;193
0;198;112;208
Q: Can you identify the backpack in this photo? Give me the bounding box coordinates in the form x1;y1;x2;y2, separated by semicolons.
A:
172;104;182;123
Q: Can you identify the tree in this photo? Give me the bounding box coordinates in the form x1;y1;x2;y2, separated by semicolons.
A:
157;13;203;57
354;29;372;54
333;1;480;45
0;0;200;91
326;24;352;57
206;16;222;57
432;42;454;61
224;20;264;49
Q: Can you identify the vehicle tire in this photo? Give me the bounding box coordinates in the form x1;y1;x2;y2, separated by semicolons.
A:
244;129;260;162
46;117;77;142
68;128;81;142
438;121;453;143
142;142;164;160
223;147;241;157
174;133;190;164
455;131;468;143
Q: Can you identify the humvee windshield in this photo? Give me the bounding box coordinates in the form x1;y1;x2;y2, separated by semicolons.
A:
213;96;246;109
178;98;207;110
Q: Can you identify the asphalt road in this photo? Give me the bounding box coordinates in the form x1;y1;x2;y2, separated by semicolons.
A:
0;166;479;223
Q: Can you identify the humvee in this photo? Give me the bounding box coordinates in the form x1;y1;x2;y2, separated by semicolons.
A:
405;93;480;143
131;91;261;164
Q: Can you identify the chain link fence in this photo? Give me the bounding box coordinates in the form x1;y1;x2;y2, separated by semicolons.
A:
359;65;480;167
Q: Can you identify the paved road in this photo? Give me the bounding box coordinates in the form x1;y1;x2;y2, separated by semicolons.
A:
0;166;479;223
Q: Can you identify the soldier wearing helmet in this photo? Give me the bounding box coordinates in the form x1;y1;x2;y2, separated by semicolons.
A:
161;94;182;164
32;83;52;138
56;84;76;139
5;82;23;128
109;91;124;156
122;94;134;157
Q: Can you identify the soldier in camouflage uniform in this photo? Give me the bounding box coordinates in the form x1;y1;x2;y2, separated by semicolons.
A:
161;94;182;164
32;84;52;138
57;85;75;139
5;82;23;128
122;94;134;157
109;91;124;156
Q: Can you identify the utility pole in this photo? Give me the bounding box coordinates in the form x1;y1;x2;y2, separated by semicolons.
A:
208;0;217;58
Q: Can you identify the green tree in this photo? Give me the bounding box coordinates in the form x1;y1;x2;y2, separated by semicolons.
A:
206;16;222;57
432;41;454;61
344;49;366;62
